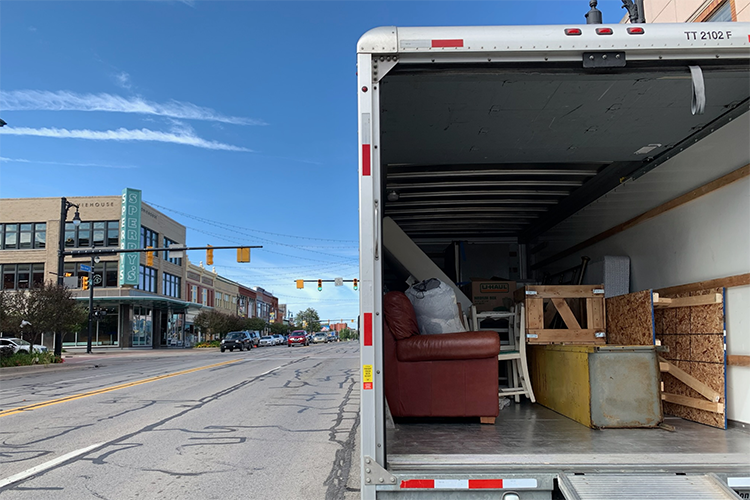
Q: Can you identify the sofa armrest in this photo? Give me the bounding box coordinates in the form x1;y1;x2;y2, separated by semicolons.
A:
396;331;500;362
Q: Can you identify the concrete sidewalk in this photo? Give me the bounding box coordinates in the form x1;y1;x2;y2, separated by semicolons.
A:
0;347;218;377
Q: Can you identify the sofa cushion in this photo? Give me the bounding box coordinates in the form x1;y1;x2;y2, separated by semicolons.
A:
396;331;500;362
384;292;419;340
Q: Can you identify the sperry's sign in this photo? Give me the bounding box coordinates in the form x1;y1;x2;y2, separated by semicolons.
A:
480;283;510;294
118;188;142;286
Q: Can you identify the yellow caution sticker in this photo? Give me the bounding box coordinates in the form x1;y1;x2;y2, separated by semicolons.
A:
363;364;373;390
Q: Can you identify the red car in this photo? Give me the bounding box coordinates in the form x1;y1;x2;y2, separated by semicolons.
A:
288;330;309;347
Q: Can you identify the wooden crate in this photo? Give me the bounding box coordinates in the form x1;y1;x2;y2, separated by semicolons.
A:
514;285;606;345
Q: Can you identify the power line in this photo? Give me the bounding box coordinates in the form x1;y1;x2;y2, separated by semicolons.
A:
146;201;358;244
186;226;358;263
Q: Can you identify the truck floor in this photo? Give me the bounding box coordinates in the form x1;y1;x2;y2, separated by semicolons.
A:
385;402;750;474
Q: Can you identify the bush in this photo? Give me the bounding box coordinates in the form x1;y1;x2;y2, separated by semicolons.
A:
194;341;221;348
0;351;63;368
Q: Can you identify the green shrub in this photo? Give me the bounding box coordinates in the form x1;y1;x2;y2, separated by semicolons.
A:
0;351;63;368
194;341;221;348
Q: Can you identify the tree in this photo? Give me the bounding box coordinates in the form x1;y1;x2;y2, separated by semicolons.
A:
268;322;289;335
0;284;87;349
246;317;267;332
294;308;321;334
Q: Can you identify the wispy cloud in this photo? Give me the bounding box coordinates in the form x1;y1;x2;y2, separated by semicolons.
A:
151;0;195;8
0;126;251;152
0;156;139;170
114;72;132;90
0;90;265;126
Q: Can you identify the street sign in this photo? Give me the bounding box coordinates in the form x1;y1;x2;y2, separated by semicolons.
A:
334;277;343;286
80;264;92;272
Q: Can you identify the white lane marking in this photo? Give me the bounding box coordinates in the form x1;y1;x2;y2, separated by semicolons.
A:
258;366;283;377
0;442;105;489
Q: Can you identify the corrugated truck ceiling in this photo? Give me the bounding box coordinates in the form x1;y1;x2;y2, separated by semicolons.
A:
380;63;750;241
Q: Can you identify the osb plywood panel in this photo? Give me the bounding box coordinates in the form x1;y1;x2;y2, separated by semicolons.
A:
658;334;724;364
606;290;654;346
657;288;726;429
663;360;725;429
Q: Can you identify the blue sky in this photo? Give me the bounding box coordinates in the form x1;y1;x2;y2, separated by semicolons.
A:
0;1;627;324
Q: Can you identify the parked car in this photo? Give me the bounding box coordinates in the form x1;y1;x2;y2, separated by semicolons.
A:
0;337;48;354
247;331;261;347
220;331;253;352
327;332;339;342
312;332;328;344
259;336;275;347
272;334;285;345
288;331;308;347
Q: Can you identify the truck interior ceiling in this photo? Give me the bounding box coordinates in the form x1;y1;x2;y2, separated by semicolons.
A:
376;57;750;470
379;61;749;246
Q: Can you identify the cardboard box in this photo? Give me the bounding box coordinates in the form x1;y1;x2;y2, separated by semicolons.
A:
465;280;516;312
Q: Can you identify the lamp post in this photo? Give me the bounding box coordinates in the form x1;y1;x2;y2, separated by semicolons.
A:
56;197;81;357
86;254;100;354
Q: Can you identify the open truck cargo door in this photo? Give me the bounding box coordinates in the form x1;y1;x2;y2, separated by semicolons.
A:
358;22;750;500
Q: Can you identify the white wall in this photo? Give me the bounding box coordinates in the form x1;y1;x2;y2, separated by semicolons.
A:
543;179;750;423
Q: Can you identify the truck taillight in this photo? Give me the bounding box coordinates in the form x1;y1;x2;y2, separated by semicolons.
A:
596;27;614;35
564;28;582;36
627;27;645;35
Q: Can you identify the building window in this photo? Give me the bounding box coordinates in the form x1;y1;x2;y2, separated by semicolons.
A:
64;220;118;248
201;289;207;305
191;285;198;303
64;261;118;288
141;226;158;257
1;223;46;250
1;263;44;289
163;238;183;266
137;265;157;293
705;1;732;21
163;272;181;298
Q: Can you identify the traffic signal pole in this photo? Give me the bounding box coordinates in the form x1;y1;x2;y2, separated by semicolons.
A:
87;254;95;354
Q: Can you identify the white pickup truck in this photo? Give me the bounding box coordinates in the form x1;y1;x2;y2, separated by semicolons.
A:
356;22;750;500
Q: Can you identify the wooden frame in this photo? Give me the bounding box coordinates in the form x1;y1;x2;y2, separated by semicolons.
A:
516;285;606;345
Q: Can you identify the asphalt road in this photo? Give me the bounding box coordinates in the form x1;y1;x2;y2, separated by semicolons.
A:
0;342;361;499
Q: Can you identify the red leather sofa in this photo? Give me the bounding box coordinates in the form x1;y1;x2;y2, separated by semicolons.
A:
383;291;501;422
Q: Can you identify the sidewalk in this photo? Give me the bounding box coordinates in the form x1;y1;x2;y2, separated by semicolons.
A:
0;347;217;377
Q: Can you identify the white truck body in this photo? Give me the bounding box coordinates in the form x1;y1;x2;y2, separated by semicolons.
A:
357;22;750;499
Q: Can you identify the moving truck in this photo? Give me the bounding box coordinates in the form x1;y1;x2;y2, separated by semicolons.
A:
357;22;750;499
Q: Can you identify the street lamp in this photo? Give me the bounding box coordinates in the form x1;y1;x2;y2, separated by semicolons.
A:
86;255;101;354
55;197;81;357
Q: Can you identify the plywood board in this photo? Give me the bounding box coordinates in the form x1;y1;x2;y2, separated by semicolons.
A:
655;287;726;429
605;290;654;346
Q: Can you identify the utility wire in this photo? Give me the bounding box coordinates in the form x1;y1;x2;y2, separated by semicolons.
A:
187;226;358;264
146;201;357;244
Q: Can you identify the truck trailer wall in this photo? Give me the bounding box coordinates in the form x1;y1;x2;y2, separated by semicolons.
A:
535;114;750;424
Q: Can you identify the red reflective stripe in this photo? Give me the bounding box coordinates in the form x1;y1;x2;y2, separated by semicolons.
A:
363;312;373;346
468;479;504;489
363;382;373;390
401;479;434;489
432;39;463;48
362;144;371;176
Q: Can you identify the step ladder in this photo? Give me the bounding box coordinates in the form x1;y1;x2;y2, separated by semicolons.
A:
558;473;741;499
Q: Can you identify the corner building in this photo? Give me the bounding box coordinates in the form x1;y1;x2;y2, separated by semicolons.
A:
0;192;191;348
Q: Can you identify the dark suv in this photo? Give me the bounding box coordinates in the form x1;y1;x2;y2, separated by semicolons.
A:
221;331;253;352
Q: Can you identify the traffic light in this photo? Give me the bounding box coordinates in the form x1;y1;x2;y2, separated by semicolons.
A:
237;247;250;263
317;279;323;291
64;273;73;277
353;278;358;291
146;247;154;266
296;280;304;289
206;245;214;266
81;276;89;290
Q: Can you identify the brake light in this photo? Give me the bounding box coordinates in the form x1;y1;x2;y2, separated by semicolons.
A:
564;28;582;36
627;27;645;35
596;27;614;35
